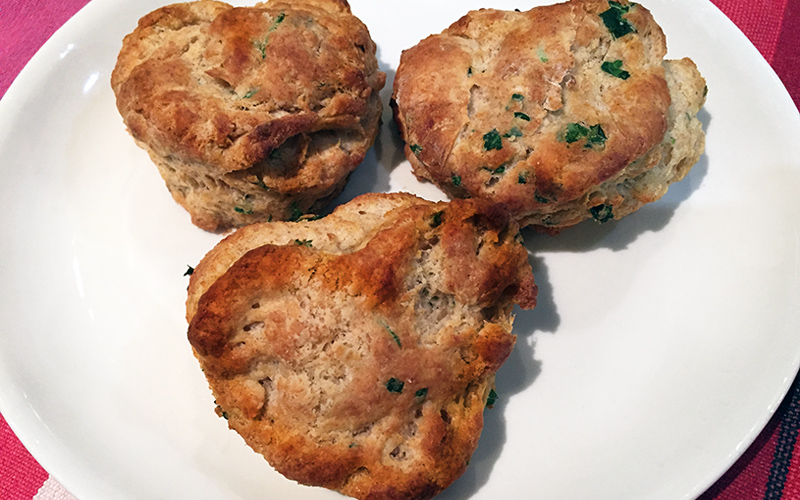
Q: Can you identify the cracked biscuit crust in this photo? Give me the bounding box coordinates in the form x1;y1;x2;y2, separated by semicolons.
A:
392;0;705;232
111;0;385;231
187;192;537;499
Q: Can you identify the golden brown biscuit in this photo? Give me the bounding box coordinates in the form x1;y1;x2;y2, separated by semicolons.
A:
186;192;537;499
391;0;706;232
112;0;385;232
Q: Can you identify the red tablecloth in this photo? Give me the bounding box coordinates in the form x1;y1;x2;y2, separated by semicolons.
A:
1;0;798;499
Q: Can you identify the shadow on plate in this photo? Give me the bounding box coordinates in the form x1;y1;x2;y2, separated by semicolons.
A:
320;74;711;499
435;107;712;497
527;153;709;253
436;253;556;498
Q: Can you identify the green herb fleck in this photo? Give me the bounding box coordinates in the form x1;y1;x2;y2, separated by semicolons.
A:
503;127;523;138
562;122;607;148
452;174;462;186
534;193;550;204
255;12;286;58
467;66;473;77
415;388;428;400
518;172;527;184
410;144;422;155
514;112;530;121
537;46;549;63
255;41;267;59
288;202;304;222
590;204;614;223
511;93;524;101
601;59;630;79
294;239;312;247
564;122;590;143
349;442;358;448
242;88;260;99
486;388;498;408
586;124;607;148
430;210;444;228
483;129;503;150
379;319;402;347
234;207;253;214
221;411;229;420
386;378;404;393
599;1;636;39
251;177;270;191
483;165;506;175
184;265;194;276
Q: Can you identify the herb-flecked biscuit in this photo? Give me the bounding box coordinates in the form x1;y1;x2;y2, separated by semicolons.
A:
391;0;706;233
186;192;537;499
111;0;385;232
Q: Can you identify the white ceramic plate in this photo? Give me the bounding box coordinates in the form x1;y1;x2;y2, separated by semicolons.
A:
1;1;799;499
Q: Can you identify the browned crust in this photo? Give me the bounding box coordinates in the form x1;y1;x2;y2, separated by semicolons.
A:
187;193;536;499
111;0;386;230
391;0;688;230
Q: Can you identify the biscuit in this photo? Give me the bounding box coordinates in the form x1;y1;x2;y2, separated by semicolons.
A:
186;192;537;499
111;0;385;232
391;0;706;232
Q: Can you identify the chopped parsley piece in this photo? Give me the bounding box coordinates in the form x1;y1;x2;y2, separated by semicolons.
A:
386;378;404;393
562;122;607;148
467;66;473;77
255;41;267;59
483;165;506;175
503;127;523;138
430;210;444;228
184;265;194;276
599;1;636;39
511;93;525;101
564;122;589;143
409;144;422;155
518;172;527;184
294;239;312;247
486;388;498;408
590;204;614;223
452;174;462;186
288;202;304;222
251;177;270;191
379;319;402;347
514;112;530;121
415;388;428;400
601;59;630;79
586;124;607;148
483;129;503;150
255;12;286;58
537;46;549;63
221;411;229;420
534;193;550;204
234;207;253;214
242;88;259;98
